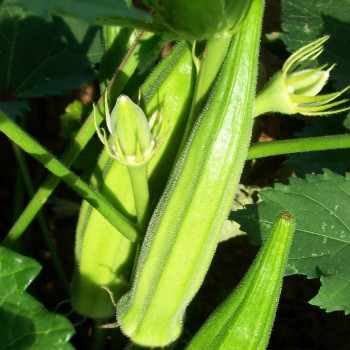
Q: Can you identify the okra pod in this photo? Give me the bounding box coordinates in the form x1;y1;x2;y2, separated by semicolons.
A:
71;41;195;318
186;212;295;350
116;0;264;346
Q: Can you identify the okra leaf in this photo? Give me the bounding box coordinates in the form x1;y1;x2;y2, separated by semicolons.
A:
231;170;350;314
281;0;350;89
16;0;151;27
285;114;350;175
0;0;102;98
0;246;75;349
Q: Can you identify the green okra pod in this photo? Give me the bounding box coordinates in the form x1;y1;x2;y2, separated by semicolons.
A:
116;0;264;346
71;41;195;318
186;211;295;350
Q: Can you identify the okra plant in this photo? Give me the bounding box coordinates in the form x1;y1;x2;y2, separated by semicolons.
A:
1;0;350;349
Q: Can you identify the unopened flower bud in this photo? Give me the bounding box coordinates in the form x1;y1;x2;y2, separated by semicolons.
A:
254;36;350;117
94;94;161;166
113;95;154;160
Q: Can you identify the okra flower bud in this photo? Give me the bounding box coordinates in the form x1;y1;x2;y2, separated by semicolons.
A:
254;36;350;116
150;0;254;40
94;94;161;166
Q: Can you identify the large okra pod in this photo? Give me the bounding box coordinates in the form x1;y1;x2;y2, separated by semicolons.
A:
116;0;265;346
186;212;295;350
71;41;195;318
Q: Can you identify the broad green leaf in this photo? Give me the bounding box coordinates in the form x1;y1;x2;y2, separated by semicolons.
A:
231;170;350;313
16;0;151;27
281;0;350;89
0;0;102;98
0;246;75;349
285;114;350;175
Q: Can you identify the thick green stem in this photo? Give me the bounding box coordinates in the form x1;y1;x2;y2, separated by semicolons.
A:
0;112;141;245
4;32;148;245
247;134;350;160
180;36;232;147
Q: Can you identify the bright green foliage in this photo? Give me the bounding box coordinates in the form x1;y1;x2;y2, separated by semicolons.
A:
0;247;74;349
187;212;295;350
232;170;350;314
281;0;350;89
0;0;102;98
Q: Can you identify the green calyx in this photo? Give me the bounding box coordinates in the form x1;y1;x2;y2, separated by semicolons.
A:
95;94;162;166
254;36;350;117
151;0;254;41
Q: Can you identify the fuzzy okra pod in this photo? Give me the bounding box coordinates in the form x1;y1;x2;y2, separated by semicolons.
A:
116;0;264;346
71;41;195;318
186;212;296;350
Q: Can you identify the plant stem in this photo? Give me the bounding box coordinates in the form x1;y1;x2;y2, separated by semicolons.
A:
11;143;70;294
247;134;350;160
12;152;24;221
128;165;150;232
0;112;141;245
180;35;232;148
4;31;148;245
91;321;107;350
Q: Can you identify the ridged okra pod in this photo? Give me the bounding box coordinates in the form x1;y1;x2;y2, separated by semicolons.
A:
71;42;195;318
186;212;295;350
116;0;265;346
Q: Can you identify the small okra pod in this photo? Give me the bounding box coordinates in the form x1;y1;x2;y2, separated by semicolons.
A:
186;211;296;350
